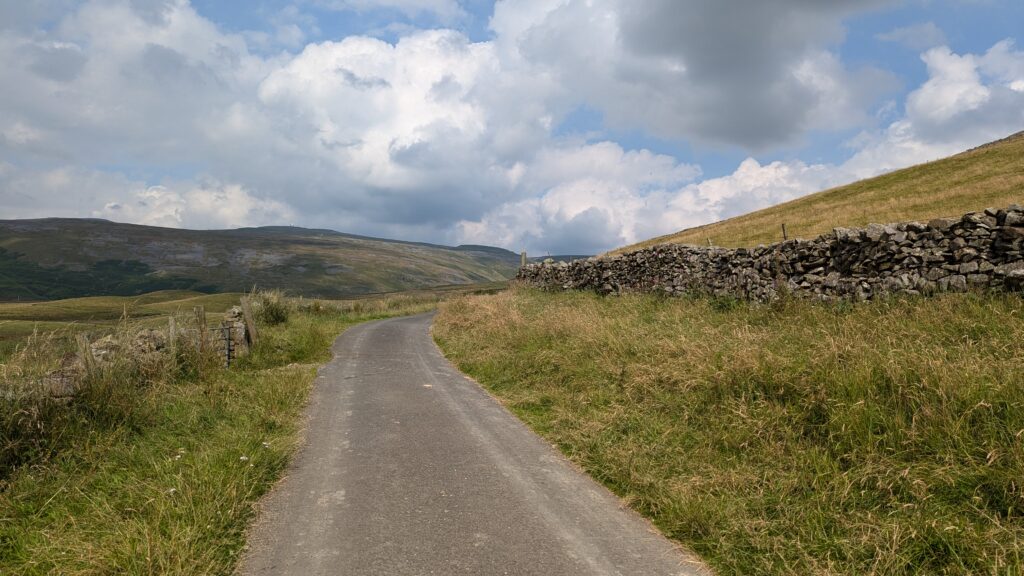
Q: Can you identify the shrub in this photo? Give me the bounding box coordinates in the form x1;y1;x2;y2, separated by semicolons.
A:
252;289;291;326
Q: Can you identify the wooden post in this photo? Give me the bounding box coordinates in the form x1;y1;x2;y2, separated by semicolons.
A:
76;334;95;376
782;223;788;241
707;237;713;247
240;297;259;347
221;322;233;368
520;251;527;267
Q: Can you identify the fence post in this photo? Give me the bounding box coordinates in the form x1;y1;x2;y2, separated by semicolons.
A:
221;322;233;368
240;297;259;347
520;251;527;267
194;306;208;356
782;223;788;241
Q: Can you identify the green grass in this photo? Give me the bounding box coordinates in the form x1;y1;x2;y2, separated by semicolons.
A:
0;292;244;364
0;291;242;323
435;288;1024;575
0;292;439;574
618;130;1024;251
0;249;214;301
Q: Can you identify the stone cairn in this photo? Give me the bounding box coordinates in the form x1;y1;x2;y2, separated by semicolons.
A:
517;205;1024;302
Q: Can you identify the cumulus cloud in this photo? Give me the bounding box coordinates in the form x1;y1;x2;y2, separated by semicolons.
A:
457;142;701;254
1;0;1022;256
252;29;552;227
458;39;1024;253
0;162;294;229
907;47;990;124
493;0;898;149
94;183;297;229
459;154;845;254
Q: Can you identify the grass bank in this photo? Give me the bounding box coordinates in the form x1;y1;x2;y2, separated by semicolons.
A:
0;293;437;574
435;288;1024;575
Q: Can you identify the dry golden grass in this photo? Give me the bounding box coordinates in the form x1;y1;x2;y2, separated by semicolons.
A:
435;288;1024;575
617;131;1024;252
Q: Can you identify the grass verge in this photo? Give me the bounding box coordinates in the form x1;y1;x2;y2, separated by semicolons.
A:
0;294;437;574
434;288;1024;575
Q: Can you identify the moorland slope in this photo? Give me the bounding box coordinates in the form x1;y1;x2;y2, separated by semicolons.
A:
0;219;519;300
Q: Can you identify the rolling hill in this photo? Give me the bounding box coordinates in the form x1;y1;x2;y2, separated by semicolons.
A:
618;130;1024;252
0;219;520;301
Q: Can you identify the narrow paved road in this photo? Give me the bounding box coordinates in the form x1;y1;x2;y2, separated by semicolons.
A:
240;313;708;576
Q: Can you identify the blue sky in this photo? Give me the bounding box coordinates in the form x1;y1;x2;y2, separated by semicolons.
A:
1;0;1022;253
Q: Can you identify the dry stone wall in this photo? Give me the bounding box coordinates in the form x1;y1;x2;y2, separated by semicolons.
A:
517;205;1024;302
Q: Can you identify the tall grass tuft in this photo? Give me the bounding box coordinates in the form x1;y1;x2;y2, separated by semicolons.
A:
251;289;290;326
0;311;221;482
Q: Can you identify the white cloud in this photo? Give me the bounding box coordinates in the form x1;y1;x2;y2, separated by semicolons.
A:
1;1;1022;257
458;152;844;253
94;183;297;229
455;38;1024;253
979;39;1024;89
907;47;990;124
0;162;294;229
491;0;898;149
458;142;703;254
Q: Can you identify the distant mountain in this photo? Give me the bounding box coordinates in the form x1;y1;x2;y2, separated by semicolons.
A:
0;219;521;301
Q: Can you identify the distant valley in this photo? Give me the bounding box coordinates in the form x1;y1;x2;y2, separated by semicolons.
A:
0;218;522;301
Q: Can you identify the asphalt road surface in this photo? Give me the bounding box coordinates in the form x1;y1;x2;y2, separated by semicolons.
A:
240;312;708;576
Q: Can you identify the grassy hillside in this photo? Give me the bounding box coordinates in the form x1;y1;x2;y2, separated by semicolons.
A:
0;219;520;301
436;288;1024;575
620;130;1024;251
